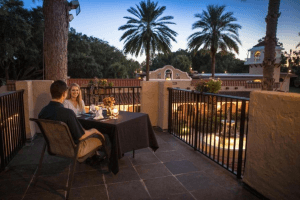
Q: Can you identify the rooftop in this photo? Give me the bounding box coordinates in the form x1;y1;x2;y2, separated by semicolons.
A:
0;129;259;200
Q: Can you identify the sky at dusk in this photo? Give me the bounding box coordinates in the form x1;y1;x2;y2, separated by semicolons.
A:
23;0;300;63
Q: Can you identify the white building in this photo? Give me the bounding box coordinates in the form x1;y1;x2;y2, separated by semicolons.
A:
244;40;296;92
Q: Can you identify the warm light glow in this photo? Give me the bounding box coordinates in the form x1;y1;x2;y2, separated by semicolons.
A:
202;71;205;74
253;79;261;83
140;70;142;74
225;71;227;73
113;108;118;114
166;77;171;81
289;70;291;73
205;134;246;150
138;77;141;80
217;102;221;111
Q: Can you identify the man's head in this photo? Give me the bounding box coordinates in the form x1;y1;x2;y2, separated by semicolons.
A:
50;80;68;100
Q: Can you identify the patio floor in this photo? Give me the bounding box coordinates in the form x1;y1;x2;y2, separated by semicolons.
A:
0;128;259;200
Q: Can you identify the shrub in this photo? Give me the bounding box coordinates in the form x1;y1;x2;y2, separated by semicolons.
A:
206;79;222;93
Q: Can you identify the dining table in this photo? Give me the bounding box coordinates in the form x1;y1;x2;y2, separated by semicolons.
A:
77;111;159;174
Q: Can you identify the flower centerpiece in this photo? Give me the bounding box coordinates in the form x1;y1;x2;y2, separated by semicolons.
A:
103;96;115;115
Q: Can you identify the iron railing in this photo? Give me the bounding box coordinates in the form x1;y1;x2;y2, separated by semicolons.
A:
168;88;249;178
0;90;26;172
81;86;141;112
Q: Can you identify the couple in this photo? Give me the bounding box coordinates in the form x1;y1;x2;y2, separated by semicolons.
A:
38;80;111;164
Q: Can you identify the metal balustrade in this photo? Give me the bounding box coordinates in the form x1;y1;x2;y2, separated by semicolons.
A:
0;90;26;172
168;88;249;178
81;86;141;113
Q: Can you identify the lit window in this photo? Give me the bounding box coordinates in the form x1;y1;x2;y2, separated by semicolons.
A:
254;51;261;61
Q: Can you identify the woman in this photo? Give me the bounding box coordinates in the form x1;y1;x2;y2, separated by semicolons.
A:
63;83;86;115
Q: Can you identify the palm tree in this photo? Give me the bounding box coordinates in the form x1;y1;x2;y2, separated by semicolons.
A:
118;0;177;81
262;0;281;90
296;32;300;48
187;5;241;78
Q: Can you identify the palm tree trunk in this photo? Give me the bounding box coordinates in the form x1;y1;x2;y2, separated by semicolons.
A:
211;51;216;78
5;67;9;82
146;40;150;81
43;0;69;81
262;0;281;91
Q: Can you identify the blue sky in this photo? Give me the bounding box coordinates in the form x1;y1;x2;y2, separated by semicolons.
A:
24;0;300;63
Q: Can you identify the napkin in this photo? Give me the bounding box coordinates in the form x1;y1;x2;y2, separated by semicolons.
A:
94;108;104;120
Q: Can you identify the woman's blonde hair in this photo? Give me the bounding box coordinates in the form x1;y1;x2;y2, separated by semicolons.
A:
66;83;84;110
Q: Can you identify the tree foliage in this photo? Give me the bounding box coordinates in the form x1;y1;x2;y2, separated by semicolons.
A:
0;0;43;82
119;0;177;81
187;5;242;78
0;1;140;83
150;49;246;74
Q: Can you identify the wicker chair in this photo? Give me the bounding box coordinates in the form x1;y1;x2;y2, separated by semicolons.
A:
30;118;109;200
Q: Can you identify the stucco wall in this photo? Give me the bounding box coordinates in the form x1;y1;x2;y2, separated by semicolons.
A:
140;81;159;126
15;80;53;139
149;65;191;80
0;85;7;94
273;67;280;83
32;80;53;118
157;81;172;129
249;66;263;74
279;77;290;92
243;91;300;200
15;81;35;139
170;80;192;90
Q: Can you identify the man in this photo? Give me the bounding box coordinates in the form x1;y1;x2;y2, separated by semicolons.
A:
39;80;110;163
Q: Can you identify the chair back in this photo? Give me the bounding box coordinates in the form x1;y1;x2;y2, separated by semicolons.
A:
30;118;77;158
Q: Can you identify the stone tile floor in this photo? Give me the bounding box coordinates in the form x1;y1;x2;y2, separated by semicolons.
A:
0;128;260;200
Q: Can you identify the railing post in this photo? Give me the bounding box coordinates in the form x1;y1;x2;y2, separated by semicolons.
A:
168;88;172;133
194;92;199;151
0;97;4;170
237;100;246;178
133;87;135;112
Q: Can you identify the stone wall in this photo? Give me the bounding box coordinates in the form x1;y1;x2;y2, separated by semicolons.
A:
243;91;300;200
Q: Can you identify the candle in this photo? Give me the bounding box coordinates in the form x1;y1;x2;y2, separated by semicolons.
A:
113;108;118;115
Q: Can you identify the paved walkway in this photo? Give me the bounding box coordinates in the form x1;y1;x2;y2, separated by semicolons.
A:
0;128;259;200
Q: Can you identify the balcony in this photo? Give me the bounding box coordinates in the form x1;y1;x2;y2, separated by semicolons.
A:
244;57;282;65
0;81;299;200
0;128;259;200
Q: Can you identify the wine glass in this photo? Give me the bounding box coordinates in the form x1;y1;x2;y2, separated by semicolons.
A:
90;104;96;116
97;102;104;109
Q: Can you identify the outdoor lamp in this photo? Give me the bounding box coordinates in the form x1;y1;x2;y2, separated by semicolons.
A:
69;0;79;10
69;1;81;16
